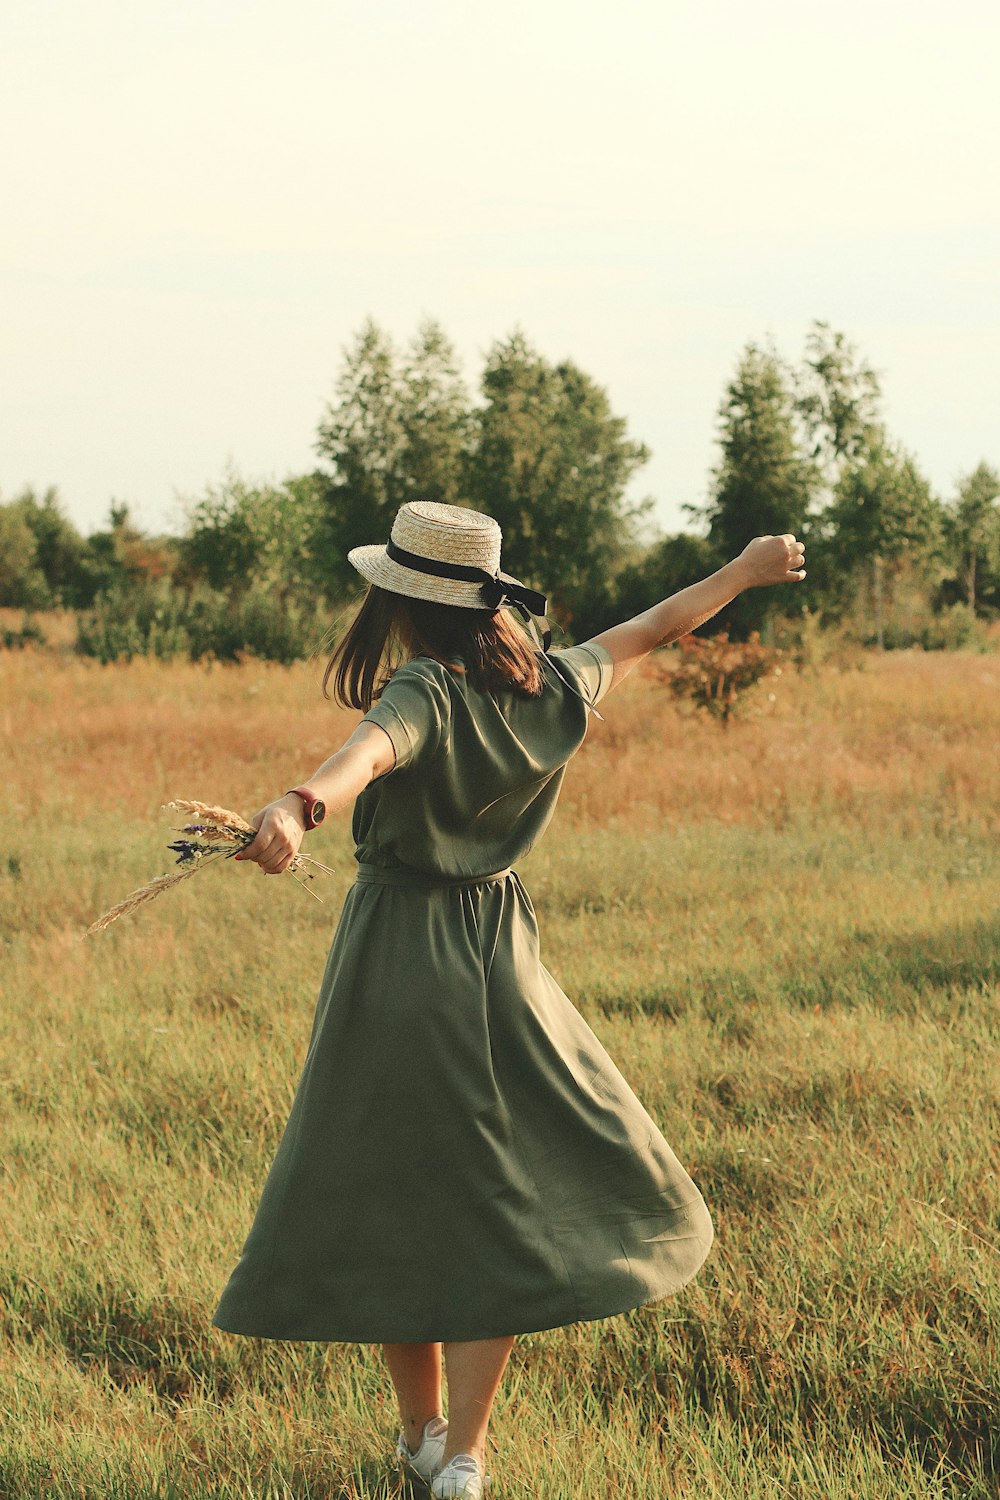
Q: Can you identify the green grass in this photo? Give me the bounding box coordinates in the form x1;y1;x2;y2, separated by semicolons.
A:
0;651;997;1497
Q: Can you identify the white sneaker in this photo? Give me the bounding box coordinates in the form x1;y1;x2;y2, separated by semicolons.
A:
430;1451;490;1498
396;1414;449;1484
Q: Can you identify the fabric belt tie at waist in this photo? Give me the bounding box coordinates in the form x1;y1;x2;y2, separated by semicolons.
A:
355;863;514;889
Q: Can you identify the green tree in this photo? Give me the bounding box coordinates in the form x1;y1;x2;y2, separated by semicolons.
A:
613;532;724;627
690;340;819;639
465;329;652;632
793;320;883;479
6;486;91;606
824;430;943;648
0;503;49;608
314;318;409;595
943;461;1000;614
75;502;163;600
785;323;889;618
313;318;475;595
398;318;472;507
176;468;328;601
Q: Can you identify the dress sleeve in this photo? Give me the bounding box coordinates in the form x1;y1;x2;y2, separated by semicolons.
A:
547;641;615;708
359;659;450;773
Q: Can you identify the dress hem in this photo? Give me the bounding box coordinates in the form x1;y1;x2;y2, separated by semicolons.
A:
210;1230;714;1345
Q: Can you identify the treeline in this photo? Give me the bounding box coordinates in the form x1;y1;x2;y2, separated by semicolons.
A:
2;318;998;662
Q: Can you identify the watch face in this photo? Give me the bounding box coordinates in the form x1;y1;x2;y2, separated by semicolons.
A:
312;800;326;825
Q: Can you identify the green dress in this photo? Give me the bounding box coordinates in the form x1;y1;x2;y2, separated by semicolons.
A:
212;642;714;1343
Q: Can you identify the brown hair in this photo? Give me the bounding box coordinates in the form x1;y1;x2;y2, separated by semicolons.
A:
322;585;546;711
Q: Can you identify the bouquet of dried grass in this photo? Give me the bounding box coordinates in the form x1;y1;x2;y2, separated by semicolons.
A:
85;798;334;936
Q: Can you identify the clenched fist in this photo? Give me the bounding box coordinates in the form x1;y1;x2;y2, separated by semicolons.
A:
234;794;307;875
738;534;806;588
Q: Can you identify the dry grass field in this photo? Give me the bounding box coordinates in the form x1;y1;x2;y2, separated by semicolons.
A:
0;630;997;1499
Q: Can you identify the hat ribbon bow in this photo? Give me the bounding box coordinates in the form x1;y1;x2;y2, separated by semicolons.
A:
478;572;548;618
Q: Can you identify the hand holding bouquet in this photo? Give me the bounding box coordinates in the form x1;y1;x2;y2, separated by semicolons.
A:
234;792;313;875
85;798;334;936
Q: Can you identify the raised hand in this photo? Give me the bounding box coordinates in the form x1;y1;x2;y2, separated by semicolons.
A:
737;534;806;588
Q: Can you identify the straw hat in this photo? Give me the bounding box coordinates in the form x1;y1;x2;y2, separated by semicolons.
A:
348;501;546;615
348;500;606;721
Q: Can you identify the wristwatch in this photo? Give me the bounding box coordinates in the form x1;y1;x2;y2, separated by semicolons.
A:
285;785;327;830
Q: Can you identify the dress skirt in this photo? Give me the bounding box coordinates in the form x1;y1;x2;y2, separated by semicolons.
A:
212;863;715;1343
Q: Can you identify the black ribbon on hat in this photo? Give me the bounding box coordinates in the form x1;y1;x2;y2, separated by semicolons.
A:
384;538;604;719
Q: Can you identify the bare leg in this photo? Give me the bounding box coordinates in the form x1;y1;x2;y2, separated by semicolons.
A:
380;1341;444;1453
441;1335;515;1469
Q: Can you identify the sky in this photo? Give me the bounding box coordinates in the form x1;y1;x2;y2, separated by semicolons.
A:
2;0;998;543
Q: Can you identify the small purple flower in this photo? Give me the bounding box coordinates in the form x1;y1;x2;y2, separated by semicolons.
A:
167;839;210;865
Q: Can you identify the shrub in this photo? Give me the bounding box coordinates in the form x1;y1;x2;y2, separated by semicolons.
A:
182;584;334;665
653;628;787;727
918;601;996;653
74;580;192;664
769;606;868;674
0;613;47;650
74;579;334;665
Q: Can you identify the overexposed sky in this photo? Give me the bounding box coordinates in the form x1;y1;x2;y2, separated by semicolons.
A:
2;0;998;541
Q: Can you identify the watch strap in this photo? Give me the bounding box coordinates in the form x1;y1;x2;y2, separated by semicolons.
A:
286;785;324;829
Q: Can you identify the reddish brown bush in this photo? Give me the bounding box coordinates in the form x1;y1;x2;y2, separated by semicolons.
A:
653;629;787;727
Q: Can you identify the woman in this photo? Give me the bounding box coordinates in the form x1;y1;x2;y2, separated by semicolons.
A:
212;500;806;1498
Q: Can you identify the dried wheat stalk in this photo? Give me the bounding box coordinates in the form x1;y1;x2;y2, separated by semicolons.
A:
86;868;200;934
166;798;254;832
85;797;335;937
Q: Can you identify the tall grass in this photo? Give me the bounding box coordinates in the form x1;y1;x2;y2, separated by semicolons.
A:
0;644;996;1498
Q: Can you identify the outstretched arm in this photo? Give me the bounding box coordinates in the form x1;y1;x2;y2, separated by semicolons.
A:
588;533;806;693
235;720;396;876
